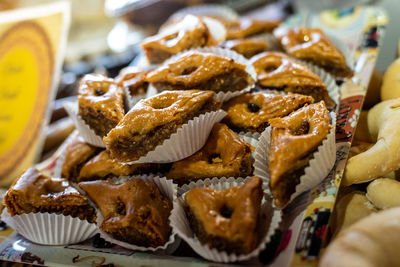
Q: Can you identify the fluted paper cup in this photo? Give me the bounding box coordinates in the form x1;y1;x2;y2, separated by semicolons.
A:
1;208;97;245
63;101;106;148
123;110;227;164
90;175;179;252
171;177;281;262
253;112;337;208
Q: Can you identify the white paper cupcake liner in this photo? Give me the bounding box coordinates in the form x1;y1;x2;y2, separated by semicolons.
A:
124;86;146;110
202;16;227;44
168;4;239;22
63;101;106;148
239;131;261;141
253;112;337;208
90;175;179;252
124;110;227;164
1;208;97;245
170;177;282;262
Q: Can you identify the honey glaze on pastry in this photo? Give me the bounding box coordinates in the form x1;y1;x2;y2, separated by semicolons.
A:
221;38;270;58
268;101;330;208
166;123;253;185
4;168;96;222
78;74;125;137
224;18;280;40
104;90;221;162
223;92;314;133
79;179;173;247
184;176;263;254
250;51;335;108
115;66;149;96
273;27;353;78
146;51;254;93
141;15;214;64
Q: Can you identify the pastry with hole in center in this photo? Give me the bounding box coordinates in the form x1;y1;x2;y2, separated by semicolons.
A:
141;15;217;64
104;90;221;162
146;51;254;93
220;38;270;58
79;178;172;247
4;168;96;223
250;51;335;108
184;176;263;254
166;123;253;185
78;74;125;137
273;27;353;78
222;92;314;133
268;101;330;208
223;18;280;40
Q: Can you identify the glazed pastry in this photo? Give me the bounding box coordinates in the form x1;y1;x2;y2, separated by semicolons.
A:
141;15;216;64
78;74;125;137
184;176;263;254
79;178;173;247
146;51;254;93
4;168;96;222
250;51;335;107
61;135;100;182
167;123;253;184
77;150;165;182
222;92;314;133
224;18;280;40
115;66;149;96
268;101;330;208
273;27;352;78
221;38;270;58
104;90;221;162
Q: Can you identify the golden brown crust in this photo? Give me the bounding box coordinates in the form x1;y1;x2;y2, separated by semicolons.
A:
79;179;172;247
222;92;314;133
167;123;253;184
250;51;335;107
221;38;269;58
115;66;149;96
184;176;263;254
146;51;254;93
273;27;353;78
78;74;125;137
269;101;330;207
141;15;214;64
4;168;95;222
224;18;280;40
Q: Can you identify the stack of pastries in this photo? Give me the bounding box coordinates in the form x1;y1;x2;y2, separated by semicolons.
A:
2;6;349;261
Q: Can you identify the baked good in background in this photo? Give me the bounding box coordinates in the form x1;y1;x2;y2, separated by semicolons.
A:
223;18;280;40
320;207;400;267
222;92;313;133
220;38;270;59
343;98;400;185
115;66;150;97
366;178;400;209
78;74;124;137
273;27;353;78
250;51;335;108
184;176;263;254
104;90;221;162
4;168;96;223
79;178;172;248
166;123;253;185
268;101;331;208
381;58;400;101
146;51;254;93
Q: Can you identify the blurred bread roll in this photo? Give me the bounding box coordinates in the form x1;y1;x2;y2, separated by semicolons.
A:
320;208;400;267
366;178;400;209
343;98;400;185
353;110;372;143
364;69;382;109
381;58;400;101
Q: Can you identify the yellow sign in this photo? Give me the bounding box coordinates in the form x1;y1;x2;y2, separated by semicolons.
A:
0;2;70;185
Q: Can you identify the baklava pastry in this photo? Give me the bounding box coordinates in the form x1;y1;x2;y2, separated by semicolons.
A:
115;66;150;97
224;18;280;40
220;38;270;58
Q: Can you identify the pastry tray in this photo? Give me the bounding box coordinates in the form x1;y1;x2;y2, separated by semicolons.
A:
0;5;387;267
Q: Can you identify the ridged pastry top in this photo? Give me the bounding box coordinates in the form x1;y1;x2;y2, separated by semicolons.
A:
269;101;330;187
223;93;314;130
221;38;269;58
104;90;215;138
250;51;325;88
146;51;248;86
225;18;280;39
167;123;253;180
5;168;88;215
141;15;212;54
78;74;124;121
185;176;263;253
115;66;149;96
